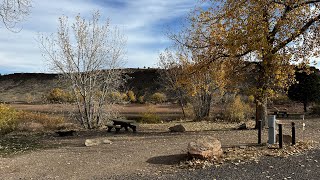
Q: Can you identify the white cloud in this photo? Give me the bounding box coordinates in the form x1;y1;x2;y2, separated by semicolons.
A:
0;0;197;73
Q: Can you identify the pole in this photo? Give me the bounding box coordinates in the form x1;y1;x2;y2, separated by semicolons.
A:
279;124;283;149
258;120;262;144
292;122;296;145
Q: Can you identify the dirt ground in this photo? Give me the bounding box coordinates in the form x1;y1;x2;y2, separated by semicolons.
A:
0;117;319;179
0;103;318;179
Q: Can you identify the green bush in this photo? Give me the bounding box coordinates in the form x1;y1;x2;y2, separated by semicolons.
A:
224;96;253;122
150;92;167;104
0;104;18;134
46;88;75;103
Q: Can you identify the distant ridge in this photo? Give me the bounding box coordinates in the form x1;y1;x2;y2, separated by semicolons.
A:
0;68;163;103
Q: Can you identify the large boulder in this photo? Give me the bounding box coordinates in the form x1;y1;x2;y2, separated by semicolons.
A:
169;124;186;132
188;136;223;160
85;138;113;147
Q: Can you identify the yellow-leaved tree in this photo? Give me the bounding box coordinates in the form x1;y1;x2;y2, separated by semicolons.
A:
159;45;234;120
176;0;320;127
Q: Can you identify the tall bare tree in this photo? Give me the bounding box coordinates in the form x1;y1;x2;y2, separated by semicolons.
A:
178;0;320;127
158;49;187;118
39;11;126;129
0;0;31;30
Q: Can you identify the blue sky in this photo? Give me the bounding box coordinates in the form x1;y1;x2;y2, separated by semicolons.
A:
0;0;199;74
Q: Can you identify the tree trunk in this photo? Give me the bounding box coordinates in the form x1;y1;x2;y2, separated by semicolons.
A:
255;97;267;129
178;90;186;118
303;102;308;112
194;92;211;121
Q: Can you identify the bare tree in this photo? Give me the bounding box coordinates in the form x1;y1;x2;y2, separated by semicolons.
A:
0;0;32;30
39;11;126;129
158;49;187;118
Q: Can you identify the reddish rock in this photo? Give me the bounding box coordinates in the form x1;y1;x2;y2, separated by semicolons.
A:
188;136;223;160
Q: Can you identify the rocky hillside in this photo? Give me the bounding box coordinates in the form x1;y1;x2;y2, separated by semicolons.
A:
0;68;163;103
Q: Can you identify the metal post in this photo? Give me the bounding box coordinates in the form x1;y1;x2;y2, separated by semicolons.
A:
258;120;262;144
292;122;296;145
279;124;283;148
268;115;276;144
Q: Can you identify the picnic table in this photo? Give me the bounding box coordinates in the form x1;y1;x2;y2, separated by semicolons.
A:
107;119;137;133
272;110;289;118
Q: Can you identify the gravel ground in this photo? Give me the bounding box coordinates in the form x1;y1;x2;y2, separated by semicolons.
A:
0;119;319;179
110;148;320;180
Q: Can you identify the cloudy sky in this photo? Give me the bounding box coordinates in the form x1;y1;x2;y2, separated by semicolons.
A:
0;0;199;74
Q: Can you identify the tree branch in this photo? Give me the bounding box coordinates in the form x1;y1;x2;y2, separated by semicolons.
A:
272;13;320;54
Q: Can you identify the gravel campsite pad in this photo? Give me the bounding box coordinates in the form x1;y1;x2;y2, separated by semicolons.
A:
0;119;319;179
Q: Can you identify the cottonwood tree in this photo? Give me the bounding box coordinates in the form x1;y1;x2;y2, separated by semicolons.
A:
39;11;126;129
178;0;320;127
159;46;230;120
0;0;32;30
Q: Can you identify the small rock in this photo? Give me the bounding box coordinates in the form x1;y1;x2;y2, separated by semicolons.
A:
237;123;247;130
169;124;186;132
85;138;113;146
239;146;247;149
102;139;113;144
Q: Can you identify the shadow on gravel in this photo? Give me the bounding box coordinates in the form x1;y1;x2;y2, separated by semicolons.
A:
146;154;188;165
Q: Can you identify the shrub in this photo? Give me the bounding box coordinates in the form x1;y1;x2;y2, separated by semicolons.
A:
138;95;145;104
17;111;65;130
224;96;253;122
184;103;195;119
140;105;160;123
25;93;35;104
0;104;66;133
46;88;75;103
121;93;128;102
107;91;127;103
270;94;291;105
0;104;18;134
150;92;167;104
248;95;255;104
127;90;136;103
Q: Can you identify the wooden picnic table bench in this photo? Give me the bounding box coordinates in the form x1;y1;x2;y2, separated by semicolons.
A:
107;119;137;133
272;111;288;118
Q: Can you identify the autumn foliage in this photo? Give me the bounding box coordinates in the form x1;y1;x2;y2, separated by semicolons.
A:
172;0;320;126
